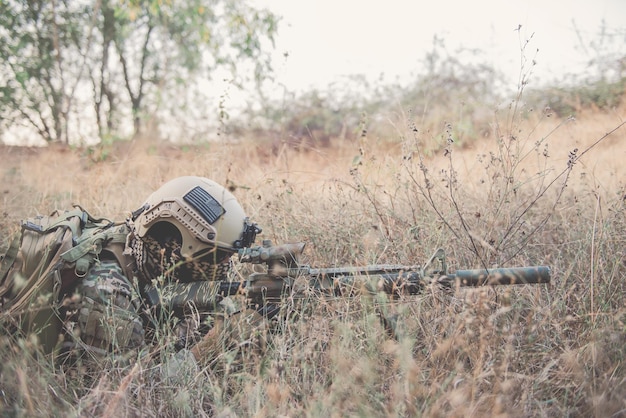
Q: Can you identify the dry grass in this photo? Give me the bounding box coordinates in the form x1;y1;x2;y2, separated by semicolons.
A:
1;100;625;417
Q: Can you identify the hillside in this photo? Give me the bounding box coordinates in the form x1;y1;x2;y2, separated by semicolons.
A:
1;103;625;417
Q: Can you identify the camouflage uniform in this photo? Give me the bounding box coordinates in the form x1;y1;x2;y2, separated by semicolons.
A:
0;177;263;371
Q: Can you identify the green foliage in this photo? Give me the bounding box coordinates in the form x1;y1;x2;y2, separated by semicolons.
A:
247;28;625;155
252;86;367;148
527;77;625;117
376;36;506;150
401;36;503;111
0;0;86;143
0;0;279;144
525;23;626;116
245;37;506;152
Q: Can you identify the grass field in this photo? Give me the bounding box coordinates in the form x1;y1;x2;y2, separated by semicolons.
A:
1;100;625;417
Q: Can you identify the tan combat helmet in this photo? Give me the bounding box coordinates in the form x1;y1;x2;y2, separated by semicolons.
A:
131;176;261;259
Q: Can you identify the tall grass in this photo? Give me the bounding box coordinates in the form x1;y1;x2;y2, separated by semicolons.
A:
1;91;625;416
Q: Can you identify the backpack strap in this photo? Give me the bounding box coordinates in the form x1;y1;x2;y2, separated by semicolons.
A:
0;235;21;297
61;223;129;276
0;217;72;302
22;206;112;243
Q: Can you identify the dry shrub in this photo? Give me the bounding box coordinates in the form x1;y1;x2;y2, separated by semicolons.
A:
0;98;625;417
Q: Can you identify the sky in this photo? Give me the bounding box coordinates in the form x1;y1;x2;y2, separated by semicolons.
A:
254;0;626;93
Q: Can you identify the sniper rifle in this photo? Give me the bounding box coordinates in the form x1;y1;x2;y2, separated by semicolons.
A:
143;240;551;314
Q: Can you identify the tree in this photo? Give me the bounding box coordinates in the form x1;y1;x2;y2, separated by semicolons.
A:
0;0;87;143
0;0;279;145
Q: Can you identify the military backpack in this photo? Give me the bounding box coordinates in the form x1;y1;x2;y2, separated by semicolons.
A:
0;207;130;354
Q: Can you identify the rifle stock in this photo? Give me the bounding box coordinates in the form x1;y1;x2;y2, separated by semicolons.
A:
143;241;551;312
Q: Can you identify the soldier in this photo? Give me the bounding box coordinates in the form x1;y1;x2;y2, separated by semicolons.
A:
0;176;265;372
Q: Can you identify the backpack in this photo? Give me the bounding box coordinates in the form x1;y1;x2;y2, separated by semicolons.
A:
0;207;131;354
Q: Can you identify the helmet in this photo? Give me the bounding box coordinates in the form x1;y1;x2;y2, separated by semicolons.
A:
131;176;260;260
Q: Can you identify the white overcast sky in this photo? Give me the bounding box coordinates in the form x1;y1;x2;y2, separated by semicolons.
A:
253;0;626;92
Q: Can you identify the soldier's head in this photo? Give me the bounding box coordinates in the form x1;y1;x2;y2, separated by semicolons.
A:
128;176;261;282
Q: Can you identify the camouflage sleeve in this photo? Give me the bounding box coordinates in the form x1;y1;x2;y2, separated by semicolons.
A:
67;260;145;361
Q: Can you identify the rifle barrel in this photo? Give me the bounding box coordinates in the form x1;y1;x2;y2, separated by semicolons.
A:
447;266;551;286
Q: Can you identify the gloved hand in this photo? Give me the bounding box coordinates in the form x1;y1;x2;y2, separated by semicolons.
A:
190;309;266;366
